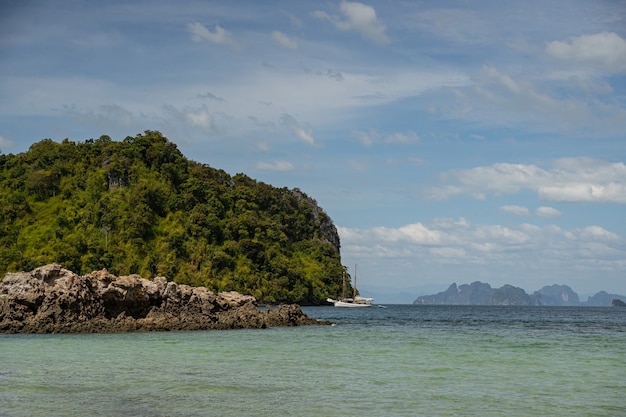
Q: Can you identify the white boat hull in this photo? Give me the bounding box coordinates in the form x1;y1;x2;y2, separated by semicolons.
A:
334;301;372;308
327;298;373;308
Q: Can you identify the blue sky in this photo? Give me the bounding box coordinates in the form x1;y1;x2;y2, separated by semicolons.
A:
2;0;625;303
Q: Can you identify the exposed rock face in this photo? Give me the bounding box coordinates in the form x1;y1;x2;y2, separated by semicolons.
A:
533;284;580;306
290;188;340;252
0;264;328;333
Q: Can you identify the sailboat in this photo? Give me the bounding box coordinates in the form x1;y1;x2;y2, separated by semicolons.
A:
327;264;374;307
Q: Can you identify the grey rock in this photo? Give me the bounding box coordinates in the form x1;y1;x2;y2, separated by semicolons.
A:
0;264;328;333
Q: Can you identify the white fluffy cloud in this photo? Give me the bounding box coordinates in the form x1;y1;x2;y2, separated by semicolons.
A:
538;183;626;203
340;219;624;260
499;205;562;217
313;1;390;45
535;206;562;218
185;107;213;130
271;31;298;50
546;32;626;73
427;158;626;204
187;22;236;47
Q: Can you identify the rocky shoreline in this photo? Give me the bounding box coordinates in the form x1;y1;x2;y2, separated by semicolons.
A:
0;264;329;333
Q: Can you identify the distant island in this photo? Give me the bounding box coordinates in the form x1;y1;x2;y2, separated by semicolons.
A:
612;299;626;307
414;282;626;307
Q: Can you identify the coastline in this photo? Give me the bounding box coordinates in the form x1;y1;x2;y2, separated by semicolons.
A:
0;264;330;333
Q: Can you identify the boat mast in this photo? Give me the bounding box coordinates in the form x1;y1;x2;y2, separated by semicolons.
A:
353;263;357;299
342;268;347;301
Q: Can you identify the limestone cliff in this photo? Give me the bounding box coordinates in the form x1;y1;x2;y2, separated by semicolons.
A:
532;284;580;306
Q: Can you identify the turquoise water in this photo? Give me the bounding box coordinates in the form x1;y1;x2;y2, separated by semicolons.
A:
1;305;625;416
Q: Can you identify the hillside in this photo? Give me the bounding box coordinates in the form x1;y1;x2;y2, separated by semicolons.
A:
0;131;346;305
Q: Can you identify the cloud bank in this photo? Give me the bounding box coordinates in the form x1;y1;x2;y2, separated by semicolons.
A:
546;32;626;73
426;158;626;204
338;217;625;292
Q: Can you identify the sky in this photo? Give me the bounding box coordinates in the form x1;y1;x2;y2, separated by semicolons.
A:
1;0;625;303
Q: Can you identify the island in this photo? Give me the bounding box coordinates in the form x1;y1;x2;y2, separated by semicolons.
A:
0;264;329;333
414;281;626;307
0;132;348;306
612;299;626;307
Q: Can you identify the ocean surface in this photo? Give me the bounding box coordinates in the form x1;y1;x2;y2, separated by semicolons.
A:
1;305;625;416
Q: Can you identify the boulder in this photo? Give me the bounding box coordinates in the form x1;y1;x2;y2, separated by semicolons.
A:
0;264;329;333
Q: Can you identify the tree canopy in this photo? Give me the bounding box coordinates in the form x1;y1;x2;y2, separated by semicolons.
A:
0;131;348;304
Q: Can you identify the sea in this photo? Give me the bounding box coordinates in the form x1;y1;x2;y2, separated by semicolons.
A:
1;305;625;417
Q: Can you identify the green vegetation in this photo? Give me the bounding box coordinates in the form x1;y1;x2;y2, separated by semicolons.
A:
0;131;347;304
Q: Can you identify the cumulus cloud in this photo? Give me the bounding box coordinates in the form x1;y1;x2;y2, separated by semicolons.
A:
426;158;626;204
254;160;295;172
499;205;562;218
187;22;236;47
538;183;626;203
313;1;390;45
185;107;213;129
546;32;626;73
535;206;562;218
271;31;298;50
574;225;620;241
280;114;316;146
340;219;623;258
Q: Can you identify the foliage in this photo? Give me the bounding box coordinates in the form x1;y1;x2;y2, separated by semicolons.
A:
0;131;347;304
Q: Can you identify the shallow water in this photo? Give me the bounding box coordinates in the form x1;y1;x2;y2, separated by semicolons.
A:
1;305;625;416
